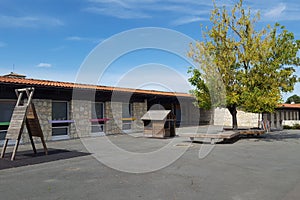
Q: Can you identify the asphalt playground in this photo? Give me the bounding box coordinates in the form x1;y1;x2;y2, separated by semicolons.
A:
1;128;300;200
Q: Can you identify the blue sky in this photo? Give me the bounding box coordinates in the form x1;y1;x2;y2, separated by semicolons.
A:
0;0;299;99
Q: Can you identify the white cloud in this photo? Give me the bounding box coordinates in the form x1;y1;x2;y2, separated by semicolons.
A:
264;3;286;18
84;6;151;19
85;0;300;23
37;63;52;68
171;16;208;26
84;0;212;20
66;36;84;41
261;2;300;21
88;0;132;8
0;15;64;28
66;36;104;43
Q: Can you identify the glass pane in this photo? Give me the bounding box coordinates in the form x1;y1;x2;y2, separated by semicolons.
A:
91;102;104;119
52;102;68;120
122;103;132;118
0;130;7;140
0;101;16;122
52;127;68;136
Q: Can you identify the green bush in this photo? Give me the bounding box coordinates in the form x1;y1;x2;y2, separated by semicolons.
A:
292;123;300;129
283;125;292;129
283;124;300;129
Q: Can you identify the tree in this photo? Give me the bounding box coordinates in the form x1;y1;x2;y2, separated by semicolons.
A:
188;0;300;129
286;94;300;104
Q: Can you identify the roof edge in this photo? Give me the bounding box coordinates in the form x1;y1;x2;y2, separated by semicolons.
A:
0;76;193;98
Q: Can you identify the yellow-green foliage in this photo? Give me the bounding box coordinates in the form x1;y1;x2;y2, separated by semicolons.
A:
188;0;300;115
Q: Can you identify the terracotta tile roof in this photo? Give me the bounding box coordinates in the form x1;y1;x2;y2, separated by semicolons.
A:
0;76;192;98
278;103;300;109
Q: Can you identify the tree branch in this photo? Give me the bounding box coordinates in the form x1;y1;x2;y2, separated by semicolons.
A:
228;23;242;39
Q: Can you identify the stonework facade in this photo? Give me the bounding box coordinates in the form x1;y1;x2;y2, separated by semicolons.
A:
132;101;147;132
71;100;91;138
33;99;52;141
16;99;149;142
21;99;52;143
18;99;300;144
105;101;123;134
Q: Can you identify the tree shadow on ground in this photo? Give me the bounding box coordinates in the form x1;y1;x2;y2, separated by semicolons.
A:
238;131;300;142
259;132;300;142
181;131;300;145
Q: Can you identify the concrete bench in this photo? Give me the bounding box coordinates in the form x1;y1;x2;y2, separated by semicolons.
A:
181;131;240;144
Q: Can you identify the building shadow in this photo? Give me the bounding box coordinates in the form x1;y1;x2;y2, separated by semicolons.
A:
0;148;91;170
181;136;240;145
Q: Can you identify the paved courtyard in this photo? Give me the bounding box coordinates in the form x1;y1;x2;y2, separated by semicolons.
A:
1;128;300;200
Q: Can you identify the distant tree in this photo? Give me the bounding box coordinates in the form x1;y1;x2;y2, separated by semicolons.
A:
286;94;300;104
188;0;300;129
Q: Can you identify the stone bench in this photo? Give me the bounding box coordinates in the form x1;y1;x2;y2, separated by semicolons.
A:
181;131;240;144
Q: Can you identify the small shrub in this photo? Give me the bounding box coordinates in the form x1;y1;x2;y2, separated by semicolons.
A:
283;125;292;129
292;123;300;129
283;124;300;129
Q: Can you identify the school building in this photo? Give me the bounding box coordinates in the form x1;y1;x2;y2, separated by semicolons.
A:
1;72;299;143
0;72;208;142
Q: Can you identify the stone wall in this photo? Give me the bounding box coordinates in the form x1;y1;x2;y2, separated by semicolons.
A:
32;99;52;141
21;99;52;143
71;100;91;138
105;101;122;134
21;99;148;141
132;101;147;132
104;101;147;134
22;99;92;142
15;97;237;141
282;120;300;126
213;107;259;128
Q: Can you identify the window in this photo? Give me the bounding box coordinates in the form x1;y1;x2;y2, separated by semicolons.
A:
52;101;68;121
122;103;132;118
122;103;132;130
0;100;16;140
91;102;105;134
52;101;69;136
92;102;104;119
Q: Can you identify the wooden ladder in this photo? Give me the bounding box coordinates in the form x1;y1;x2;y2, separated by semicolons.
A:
0;87;48;160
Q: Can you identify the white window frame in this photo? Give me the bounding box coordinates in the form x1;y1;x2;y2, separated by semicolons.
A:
90;102;105;136
51;100;70;140
122;103;133;132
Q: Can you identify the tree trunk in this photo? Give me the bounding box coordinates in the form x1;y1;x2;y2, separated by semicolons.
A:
228;105;238;130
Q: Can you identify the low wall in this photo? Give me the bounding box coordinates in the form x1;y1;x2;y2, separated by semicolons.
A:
282;120;300;126
213;108;260;128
